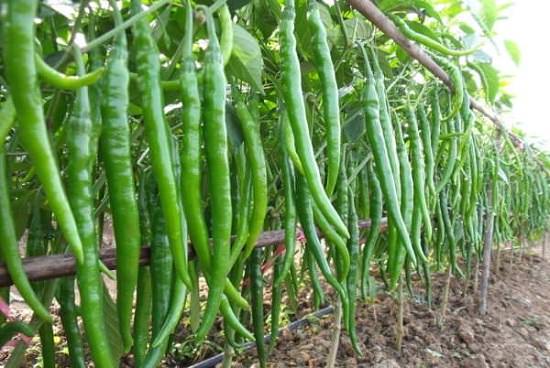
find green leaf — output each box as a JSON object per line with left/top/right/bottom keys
{"left": 343, "top": 18, "right": 372, "bottom": 43}
{"left": 470, "top": 62, "right": 499, "bottom": 105}
{"left": 479, "top": 0, "right": 498, "bottom": 31}
{"left": 227, "top": 24, "right": 264, "bottom": 93}
{"left": 504, "top": 40, "right": 521, "bottom": 66}
{"left": 343, "top": 107, "right": 365, "bottom": 142}
{"left": 225, "top": 104, "right": 244, "bottom": 150}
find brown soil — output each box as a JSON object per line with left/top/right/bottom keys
{"left": 238, "top": 249, "right": 550, "bottom": 368}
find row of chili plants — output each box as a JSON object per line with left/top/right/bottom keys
{"left": 0, "top": 0, "right": 549, "bottom": 367}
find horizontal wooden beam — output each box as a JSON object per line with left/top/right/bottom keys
{"left": 0, "top": 218, "right": 388, "bottom": 287}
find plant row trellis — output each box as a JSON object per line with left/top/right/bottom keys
{"left": 0, "top": 0, "right": 549, "bottom": 367}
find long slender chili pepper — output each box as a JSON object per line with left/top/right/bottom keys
{"left": 418, "top": 105, "right": 436, "bottom": 200}
{"left": 436, "top": 116, "right": 459, "bottom": 193}
{"left": 388, "top": 115, "right": 415, "bottom": 288}
{"left": 132, "top": 266, "right": 151, "bottom": 367}
{"left": 273, "top": 138, "right": 297, "bottom": 286}
{"left": 218, "top": 4, "right": 233, "bottom": 66}
{"left": 407, "top": 105, "right": 433, "bottom": 242}
{"left": 0, "top": 98, "right": 51, "bottom": 323}
{"left": 151, "top": 277, "right": 187, "bottom": 347}
{"left": 2, "top": 0, "right": 84, "bottom": 263}
{"left": 68, "top": 46, "right": 115, "bottom": 368}
{"left": 270, "top": 250, "right": 284, "bottom": 349}
{"left": 430, "top": 89, "right": 442, "bottom": 159}
{"left": 34, "top": 54, "right": 104, "bottom": 90}
{"left": 57, "top": 277, "right": 86, "bottom": 368}
{"left": 361, "top": 45, "right": 417, "bottom": 265}
{"left": 295, "top": 174, "right": 350, "bottom": 332}
{"left": 38, "top": 322, "right": 55, "bottom": 368}
{"left": 234, "top": 96, "right": 268, "bottom": 260}
{"left": 146, "top": 179, "right": 173, "bottom": 341}
{"left": 346, "top": 187, "right": 362, "bottom": 355}
{"left": 131, "top": 0, "right": 191, "bottom": 288}
{"left": 369, "top": 46, "right": 401, "bottom": 192}
{"left": 100, "top": 1, "right": 141, "bottom": 351}
{"left": 307, "top": 0, "right": 341, "bottom": 196}
{"left": 361, "top": 160, "right": 383, "bottom": 298}
{"left": 390, "top": 15, "right": 480, "bottom": 56}
{"left": 280, "top": 0, "right": 348, "bottom": 238}
{"left": 432, "top": 55, "right": 464, "bottom": 121}
{"left": 249, "top": 247, "right": 267, "bottom": 368}
{"left": 192, "top": 4, "right": 233, "bottom": 340}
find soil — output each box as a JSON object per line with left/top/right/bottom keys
{"left": 238, "top": 249, "right": 550, "bottom": 368}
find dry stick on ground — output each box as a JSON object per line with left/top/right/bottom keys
{"left": 473, "top": 257, "right": 480, "bottom": 295}
{"left": 395, "top": 275, "right": 405, "bottom": 353}
{"left": 494, "top": 241, "right": 502, "bottom": 277}
{"left": 326, "top": 301, "right": 342, "bottom": 368}
{"left": 347, "top": 0, "right": 524, "bottom": 148}
{"left": 479, "top": 184, "right": 495, "bottom": 316}
{"left": 438, "top": 265, "right": 452, "bottom": 327}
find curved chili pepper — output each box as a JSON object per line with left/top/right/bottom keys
{"left": 390, "top": 15, "right": 481, "bottom": 56}
{"left": 35, "top": 54, "right": 104, "bottom": 90}
{"left": 0, "top": 97, "right": 51, "bottom": 323}
{"left": 2, "top": 0, "right": 84, "bottom": 263}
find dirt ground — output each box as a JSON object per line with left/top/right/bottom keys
{"left": 238, "top": 248, "right": 550, "bottom": 368}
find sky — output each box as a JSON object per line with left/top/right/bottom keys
{"left": 494, "top": 0, "right": 550, "bottom": 151}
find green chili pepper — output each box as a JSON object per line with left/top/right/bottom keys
{"left": 131, "top": 0, "right": 191, "bottom": 289}
{"left": 307, "top": 0, "right": 341, "bottom": 196}
{"left": 361, "top": 160, "right": 383, "bottom": 299}
{"left": 233, "top": 96, "right": 268, "bottom": 261}
{"left": 417, "top": 105, "right": 436, "bottom": 201}
{"left": 273, "top": 136, "right": 297, "bottom": 286}
{"left": 0, "top": 97, "right": 52, "bottom": 323}
{"left": 100, "top": 2, "right": 141, "bottom": 351}
{"left": 218, "top": 4, "right": 233, "bottom": 66}
{"left": 68, "top": 45, "right": 115, "bottom": 368}
{"left": 57, "top": 277, "right": 85, "bottom": 368}
{"left": 249, "top": 247, "right": 267, "bottom": 368}
{"left": 407, "top": 105, "right": 433, "bottom": 243}
{"left": 270, "top": 249, "right": 284, "bottom": 349}
{"left": 132, "top": 266, "right": 152, "bottom": 368}
{"left": 280, "top": 0, "right": 348, "bottom": 238}
{"left": 346, "top": 186, "right": 362, "bottom": 355}
{"left": 38, "top": 322, "right": 55, "bottom": 368}
{"left": 2, "top": 0, "right": 84, "bottom": 264}
{"left": 35, "top": 53, "right": 104, "bottom": 90}
{"left": 390, "top": 15, "right": 481, "bottom": 56}
{"left": 192, "top": 4, "right": 233, "bottom": 340}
